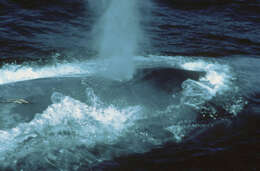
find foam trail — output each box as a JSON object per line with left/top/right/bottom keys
{"left": 91, "top": 0, "right": 142, "bottom": 80}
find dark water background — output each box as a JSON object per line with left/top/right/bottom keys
{"left": 0, "top": 0, "right": 260, "bottom": 170}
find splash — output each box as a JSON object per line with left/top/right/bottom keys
{"left": 0, "top": 90, "right": 143, "bottom": 169}
{"left": 0, "top": 55, "right": 247, "bottom": 169}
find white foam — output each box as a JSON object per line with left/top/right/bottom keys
{"left": 0, "top": 61, "right": 95, "bottom": 85}
{"left": 134, "top": 55, "right": 232, "bottom": 97}
{"left": 0, "top": 55, "right": 230, "bottom": 87}
{"left": 136, "top": 55, "right": 244, "bottom": 117}
{"left": 182, "top": 60, "right": 230, "bottom": 92}
{"left": 0, "top": 91, "right": 143, "bottom": 164}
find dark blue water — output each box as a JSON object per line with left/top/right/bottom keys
{"left": 0, "top": 0, "right": 260, "bottom": 170}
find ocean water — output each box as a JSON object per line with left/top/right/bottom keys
{"left": 0, "top": 0, "right": 260, "bottom": 170}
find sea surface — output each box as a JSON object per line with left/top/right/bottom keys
{"left": 0, "top": 0, "right": 260, "bottom": 170}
